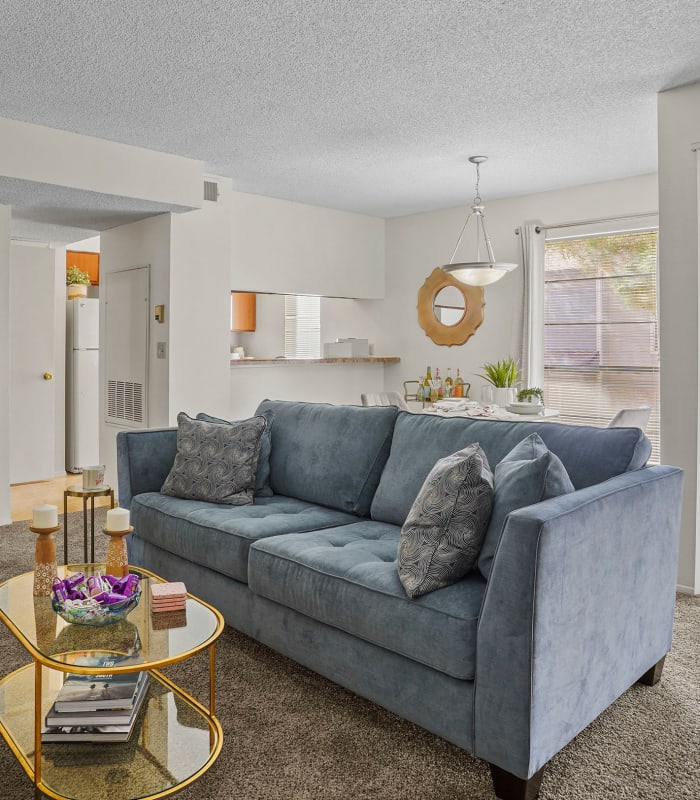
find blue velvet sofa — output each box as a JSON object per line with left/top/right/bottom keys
{"left": 117, "top": 400, "right": 683, "bottom": 800}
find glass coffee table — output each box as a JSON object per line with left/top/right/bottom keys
{"left": 0, "top": 564, "right": 225, "bottom": 800}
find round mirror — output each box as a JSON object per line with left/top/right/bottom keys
{"left": 433, "top": 285, "right": 467, "bottom": 326}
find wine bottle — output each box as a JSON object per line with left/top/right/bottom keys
{"left": 445, "top": 368, "right": 454, "bottom": 398}
{"left": 454, "top": 368, "right": 465, "bottom": 398}
{"left": 435, "top": 368, "right": 443, "bottom": 399}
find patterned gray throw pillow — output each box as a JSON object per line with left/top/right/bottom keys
{"left": 196, "top": 410, "right": 274, "bottom": 497}
{"left": 161, "top": 412, "right": 267, "bottom": 505}
{"left": 398, "top": 443, "right": 494, "bottom": 598}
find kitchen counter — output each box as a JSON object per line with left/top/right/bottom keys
{"left": 230, "top": 357, "right": 400, "bottom": 366}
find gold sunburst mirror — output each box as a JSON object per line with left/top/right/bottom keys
{"left": 417, "top": 268, "right": 484, "bottom": 346}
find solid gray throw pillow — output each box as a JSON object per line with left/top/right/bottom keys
{"left": 477, "top": 432, "right": 575, "bottom": 579}
{"left": 196, "top": 410, "right": 274, "bottom": 497}
{"left": 398, "top": 443, "right": 494, "bottom": 599}
{"left": 161, "top": 412, "right": 267, "bottom": 505}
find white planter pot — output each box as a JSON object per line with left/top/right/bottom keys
{"left": 493, "top": 387, "right": 516, "bottom": 407}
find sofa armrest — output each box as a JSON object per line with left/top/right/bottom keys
{"left": 116, "top": 428, "right": 177, "bottom": 509}
{"left": 473, "top": 465, "right": 684, "bottom": 780}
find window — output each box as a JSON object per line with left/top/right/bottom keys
{"left": 543, "top": 229, "right": 659, "bottom": 460}
{"left": 284, "top": 295, "right": 320, "bottom": 358}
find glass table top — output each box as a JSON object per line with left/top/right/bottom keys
{"left": 0, "top": 664, "right": 221, "bottom": 800}
{"left": 0, "top": 564, "right": 224, "bottom": 672}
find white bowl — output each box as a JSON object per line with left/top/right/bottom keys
{"left": 506, "top": 402, "right": 543, "bottom": 415}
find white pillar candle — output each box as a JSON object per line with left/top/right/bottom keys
{"left": 105, "top": 507, "right": 130, "bottom": 532}
{"left": 32, "top": 504, "right": 58, "bottom": 529}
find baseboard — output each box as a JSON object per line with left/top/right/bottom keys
{"left": 676, "top": 583, "right": 698, "bottom": 596}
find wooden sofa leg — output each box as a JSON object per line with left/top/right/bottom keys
{"left": 489, "top": 763, "right": 546, "bottom": 800}
{"left": 637, "top": 655, "right": 666, "bottom": 686}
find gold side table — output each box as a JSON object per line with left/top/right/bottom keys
{"left": 62, "top": 485, "right": 115, "bottom": 564}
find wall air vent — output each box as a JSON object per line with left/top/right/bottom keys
{"left": 107, "top": 380, "right": 144, "bottom": 425}
{"left": 203, "top": 180, "right": 219, "bottom": 202}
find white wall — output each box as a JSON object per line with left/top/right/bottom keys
{"left": 68, "top": 236, "right": 100, "bottom": 253}
{"left": 383, "top": 174, "right": 658, "bottom": 403}
{"left": 230, "top": 191, "right": 385, "bottom": 299}
{"left": 227, "top": 190, "right": 389, "bottom": 416}
{"left": 0, "top": 205, "right": 10, "bottom": 524}
{"left": 0, "top": 116, "right": 203, "bottom": 209}
{"left": 658, "top": 82, "right": 700, "bottom": 594}
{"left": 169, "top": 182, "right": 232, "bottom": 420}
{"left": 52, "top": 246, "right": 66, "bottom": 476}
{"left": 229, "top": 293, "right": 389, "bottom": 415}
{"left": 99, "top": 214, "right": 172, "bottom": 488}
{"left": 228, "top": 363, "right": 386, "bottom": 420}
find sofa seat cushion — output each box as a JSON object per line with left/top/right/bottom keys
{"left": 248, "top": 521, "right": 487, "bottom": 680}
{"left": 130, "top": 492, "right": 359, "bottom": 583}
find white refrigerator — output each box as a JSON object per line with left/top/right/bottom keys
{"left": 66, "top": 298, "right": 100, "bottom": 473}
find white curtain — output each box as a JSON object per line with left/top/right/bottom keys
{"left": 518, "top": 224, "right": 545, "bottom": 389}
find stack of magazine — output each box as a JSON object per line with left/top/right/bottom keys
{"left": 42, "top": 654, "right": 149, "bottom": 743}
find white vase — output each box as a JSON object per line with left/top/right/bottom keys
{"left": 493, "top": 387, "right": 515, "bottom": 407}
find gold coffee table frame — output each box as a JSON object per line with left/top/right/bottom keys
{"left": 0, "top": 564, "right": 225, "bottom": 800}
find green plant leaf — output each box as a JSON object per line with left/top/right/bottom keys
{"left": 478, "top": 356, "right": 521, "bottom": 387}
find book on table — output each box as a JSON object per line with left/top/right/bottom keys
{"left": 41, "top": 724, "right": 136, "bottom": 743}
{"left": 45, "top": 671, "right": 150, "bottom": 727}
{"left": 52, "top": 654, "right": 145, "bottom": 713}
{"left": 42, "top": 655, "right": 150, "bottom": 742}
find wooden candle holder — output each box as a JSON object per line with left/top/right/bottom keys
{"left": 29, "top": 525, "right": 60, "bottom": 596}
{"left": 103, "top": 526, "right": 134, "bottom": 577}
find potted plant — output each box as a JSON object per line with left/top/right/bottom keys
{"left": 517, "top": 387, "right": 544, "bottom": 405}
{"left": 479, "top": 356, "right": 521, "bottom": 406}
{"left": 66, "top": 265, "right": 91, "bottom": 299}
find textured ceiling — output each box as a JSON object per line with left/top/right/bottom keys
{"left": 1, "top": 177, "right": 193, "bottom": 243}
{"left": 2, "top": 0, "right": 700, "bottom": 237}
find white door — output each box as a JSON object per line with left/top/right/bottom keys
{"left": 9, "top": 243, "right": 57, "bottom": 483}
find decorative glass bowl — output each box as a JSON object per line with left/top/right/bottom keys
{"left": 52, "top": 586, "right": 141, "bottom": 627}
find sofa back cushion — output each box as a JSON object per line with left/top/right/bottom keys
{"left": 371, "top": 412, "right": 651, "bottom": 525}
{"left": 255, "top": 400, "right": 399, "bottom": 516}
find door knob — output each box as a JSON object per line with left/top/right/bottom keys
{"left": 43, "top": 372, "right": 53, "bottom": 381}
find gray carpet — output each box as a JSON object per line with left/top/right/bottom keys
{"left": 1, "top": 510, "right": 699, "bottom": 799}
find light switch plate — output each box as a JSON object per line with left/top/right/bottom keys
{"left": 157, "top": 342, "right": 166, "bottom": 359}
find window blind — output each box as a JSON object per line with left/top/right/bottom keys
{"left": 284, "top": 295, "right": 320, "bottom": 358}
{"left": 543, "top": 230, "right": 659, "bottom": 461}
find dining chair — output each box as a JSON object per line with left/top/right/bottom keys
{"left": 360, "top": 392, "right": 410, "bottom": 412}
{"left": 607, "top": 406, "right": 651, "bottom": 431}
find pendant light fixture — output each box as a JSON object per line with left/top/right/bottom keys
{"left": 441, "top": 156, "right": 517, "bottom": 286}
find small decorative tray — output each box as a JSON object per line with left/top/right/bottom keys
{"left": 52, "top": 572, "right": 142, "bottom": 626}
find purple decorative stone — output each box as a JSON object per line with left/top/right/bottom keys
{"left": 91, "top": 591, "right": 128, "bottom": 605}
{"left": 64, "top": 572, "right": 85, "bottom": 590}
{"left": 51, "top": 577, "right": 68, "bottom": 602}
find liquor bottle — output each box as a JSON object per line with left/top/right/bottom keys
{"left": 435, "top": 368, "right": 444, "bottom": 399}
{"left": 454, "top": 368, "right": 465, "bottom": 398}
{"left": 423, "top": 367, "right": 432, "bottom": 401}
{"left": 444, "top": 368, "right": 454, "bottom": 398}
